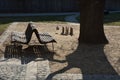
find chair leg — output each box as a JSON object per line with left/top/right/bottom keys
{"left": 44, "top": 44, "right": 48, "bottom": 52}
{"left": 44, "top": 43, "right": 54, "bottom": 52}
{"left": 52, "top": 43, "right": 54, "bottom": 52}
{"left": 13, "top": 42, "right": 18, "bottom": 46}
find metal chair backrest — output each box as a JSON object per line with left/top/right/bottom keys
{"left": 25, "top": 23, "right": 35, "bottom": 44}
{"left": 33, "top": 29, "right": 56, "bottom": 44}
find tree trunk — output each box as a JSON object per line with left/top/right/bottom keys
{"left": 79, "top": 0, "right": 108, "bottom": 44}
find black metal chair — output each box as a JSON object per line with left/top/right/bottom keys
{"left": 33, "top": 28, "right": 56, "bottom": 51}
{"left": 11, "top": 23, "right": 36, "bottom": 45}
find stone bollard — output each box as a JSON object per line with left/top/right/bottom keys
{"left": 70, "top": 27, "right": 73, "bottom": 36}
{"left": 61, "top": 27, "right": 64, "bottom": 35}
{"left": 65, "top": 27, "right": 69, "bottom": 35}
{"left": 56, "top": 26, "right": 59, "bottom": 30}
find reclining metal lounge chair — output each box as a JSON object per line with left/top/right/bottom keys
{"left": 34, "top": 28, "right": 56, "bottom": 51}
{"left": 11, "top": 23, "right": 35, "bottom": 45}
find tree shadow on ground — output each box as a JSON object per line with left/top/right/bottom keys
{"left": 46, "top": 44, "right": 120, "bottom": 80}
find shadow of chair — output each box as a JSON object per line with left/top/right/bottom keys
{"left": 4, "top": 44, "right": 53, "bottom": 64}
{"left": 21, "top": 45, "right": 48, "bottom": 64}
{"left": 4, "top": 45, "right": 22, "bottom": 59}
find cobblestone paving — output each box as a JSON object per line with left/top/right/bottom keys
{"left": 0, "top": 59, "right": 27, "bottom": 80}
{"left": 0, "top": 58, "right": 51, "bottom": 80}
{"left": 53, "top": 74, "right": 82, "bottom": 80}
{"left": 37, "top": 60, "right": 50, "bottom": 80}
{"left": 25, "top": 61, "right": 37, "bottom": 80}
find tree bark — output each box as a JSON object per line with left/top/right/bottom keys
{"left": 79, "top": 0, "right": 108, "bottom": 44}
